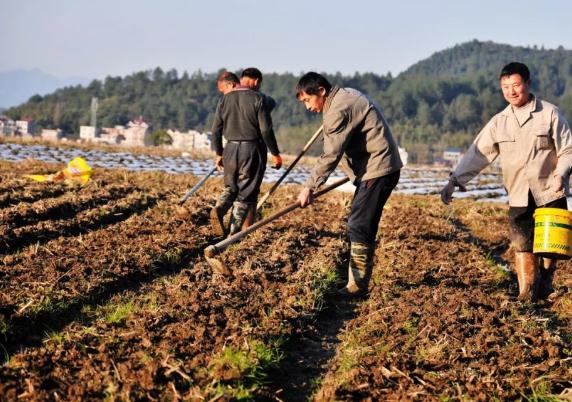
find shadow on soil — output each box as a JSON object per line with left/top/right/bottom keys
{"left": 0, "top": 211, "right": 212, "bottom": 362}
{"left": 267, "top": 255, "right": 361, "bottom": 402}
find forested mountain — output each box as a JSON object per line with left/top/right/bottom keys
{"left": 6, "top": 40, "right": 572, "bottom": 163}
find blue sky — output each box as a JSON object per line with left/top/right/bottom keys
{"left": 1, "top": 0, "right": 572, "bottom": 79}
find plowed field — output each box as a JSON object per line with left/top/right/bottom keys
{"left": 0, "top": 159, "right": 571, "bottom": 401}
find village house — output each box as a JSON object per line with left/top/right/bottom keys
{"left": 167, "top": 129, "right": 212, "bottom": 151}
{"left": 0, "top": 117, "right": 35, "bottom": 136}
{"left": 80, "top": 117, "right": 152, "bottom": 147}
{"left": 40, "top": 128, "right": 64, "bottom": 142}
{"left": 442, "top": 147, "right": 463, "bottom": 168}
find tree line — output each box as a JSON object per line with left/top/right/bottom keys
{"left": 6, "top": 40, "right": 572, "bottom": 163}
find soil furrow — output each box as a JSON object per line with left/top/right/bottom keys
{"left": 0, "top": 184, "right": 136, "bottom": 229}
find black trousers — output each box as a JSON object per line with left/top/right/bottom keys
{"left": 508, "top": 191, "right": 568, "bottom": 252}
{"left": 223, "top": 140, "right": 266, "bottom": 203}
{"left": 348, "top": 170, "right": 400, "bottom": 244}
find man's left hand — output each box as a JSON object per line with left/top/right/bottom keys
{"left": 550, "top": 175, "right": 565, "bottom": 193}
{"left": 215, "top": 156, "right": 224, "bottom": 172}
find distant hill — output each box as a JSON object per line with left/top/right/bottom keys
{"left": 0, "top": 69, "right": 90, "bottom": 109}
{"left": 403, "top": 40, "right": 572, "bottom": 77}
{"left": 5, "top": 41, "right": 572, "bottom": 163}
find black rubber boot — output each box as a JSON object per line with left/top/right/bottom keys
{"left": 228, "top": 201, "right": 252, "bottom": 236}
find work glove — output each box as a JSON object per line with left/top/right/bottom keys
{"left": 271, "top": 154, "right": 283, "bottom": 170}
{"left": 297, "top": 187, "right": 314, "bottom": 208}
{"left": 440, "top": 176, "right": 466, "bottom": 205}
{"left": 215, "top": 156, "right": 224, "bottom": 172}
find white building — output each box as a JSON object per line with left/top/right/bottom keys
{"left": 80, "top": 118, "right": 152, "bottom": 147}
{"left": 15, "top": 119, "right": 34, "bottom": 135}
{"left": 168, "top": 129, "right": 212, "bottom": 150}
{"left": 123, "top": 117, "right": 152, "bottom": 147}
{"left": 443, "top": 147, "right": 463, "bottom": 168}
{"left": 0, "top": 117, "right": 16, "bottom": 135}
{"left": 80, "top": 126, "right": 97, "bottom": 141}
{"left": 41, "top": 129, "right": 64, "bottom": 142}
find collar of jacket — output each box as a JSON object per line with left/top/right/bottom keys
{"left": 499, "top": 93, "right": 539, "bottom": 117}
{"left": 323, "top": 86, "right": 340, "bottom": 114}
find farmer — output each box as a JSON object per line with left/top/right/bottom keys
{"left": 239, "top": 67, "right": 282, "bottom": 227}
{"left": 210, "top": 71, "right": 282, "bottom": 236}
{"left": 441, "top": 62, "right": 572, "bottom": 302}
{"left": 296, "top": 72, "right": 403, "bottom": 296}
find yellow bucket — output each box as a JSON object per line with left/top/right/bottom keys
{"left": 533, "top": 207, "right": 572, "bottom": 260}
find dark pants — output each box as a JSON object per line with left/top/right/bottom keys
{"left": 508, "top": 191, "right": 568, "bottom": 252}
{"left": 348, "top": 170, "right": 400, "bottom": 244}
{"left": 222, "top": 140, "right": 266, "bottom": 203}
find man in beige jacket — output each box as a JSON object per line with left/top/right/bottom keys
{"left": 441, "top": 62, "right": 572, "bottom": 302}
{"left": 296, "top": 72, "right": 403, "bottom": 296}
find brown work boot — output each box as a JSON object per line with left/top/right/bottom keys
{"left": 210, "top": 188, "right": 234, "bottom": 236}
{"left": 514, "top": 252, "right": 539, "bottom": 302}
{"left": 241, "top": 204, "right": 257, "bottom": 230}
{"left": 338, "top": 242, "right": 375, "bottom": 296}
{"left": 210, "top": 206, "right": 227, "bottom": 236}
{"left": 537, "top": 258, "right": 557, "bottom": 300}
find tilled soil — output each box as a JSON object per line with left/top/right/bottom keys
{"left": 0, "top": 160, "right": 571, "bottom": 401}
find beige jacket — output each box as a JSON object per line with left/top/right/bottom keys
{"left": 452, "top": 95, "right": 572, "bottom": 207}
{"left": 305, "top": 86, "right": 403, "bottom": 190}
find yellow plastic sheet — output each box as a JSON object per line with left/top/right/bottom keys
{"left": 25, "top": 157, "right": 93, "bottom": 185}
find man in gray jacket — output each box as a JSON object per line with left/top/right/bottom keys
{"left": 441, "top": 62, "right": 572, "bottom": 302}
{"left": 296, "top": 72, "right": 403, "bottom": 296}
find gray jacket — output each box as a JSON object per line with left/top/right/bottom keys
{"left": 305, "top": 86, "right": 403, "bottom": 190}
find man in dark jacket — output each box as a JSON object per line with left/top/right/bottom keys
{"left": 296, "top": 72, "right": 403, "bottom": 295}
{"left": 210, "top": 71, "right": 282, "bottom": 236}
{"left": 239, "top": 68, "right": 282, "bottom": 227}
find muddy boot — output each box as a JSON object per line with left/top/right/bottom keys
{"left": 537, "top": 258, "right": 557, "bottom": 300}
{"left": 210, "top": 188, "right": 234, "bottom": 236}
{"left": 241, "top": 203, "right": 256, "bottom": 230}
{"left": 229, "top": 201, "right": 251, "bottom": 236}
{"left": 338, "top": 242, "right": 375, "bottom": 296}
{"left": 514, "top": 252, "right": 540, "bottom": 302}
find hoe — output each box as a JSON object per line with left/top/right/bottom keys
{"left": 204, "top": 176, "right": 349, "bottom": 275}
{"left": 256, "top": 125, "right": 323, "bottom": 210}
{"left": 179, "top": 166, "right": 217, "bottom": 204}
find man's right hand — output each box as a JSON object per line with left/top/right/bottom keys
{"left": 440, "top": 180, "right": 456, "bottom": 205}
{"left": 271, "top": 154, "right": 283, "bottom": 169}
{"left": 215, "top": 156, "right": 224, "bottom": 172}
{"left": 440, "top": 177, "right": 467, "bottom": 205}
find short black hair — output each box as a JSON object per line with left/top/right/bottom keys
{"left": 241, "top": 67, "right": 263, "bottom": 82}
{"left": 296, "top": 72, "right": 332, "bottom": 99}
{"left": 500, "top": 62, "right": 530, "bottom": 82}
{"left": 217, "top": 71, "right": 240, "bottom": 84}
